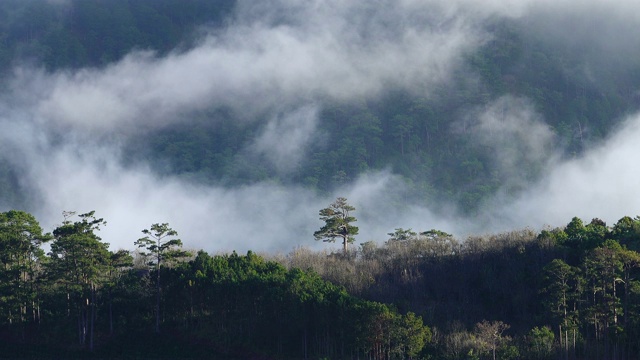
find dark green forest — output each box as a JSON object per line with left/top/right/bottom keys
{"left": 0, "top": 209, "right": 430, "bottom": 359}
{"left": 1, "top": 209, "right": 640, "bottom": 359}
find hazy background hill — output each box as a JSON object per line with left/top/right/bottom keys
{"left": 0, "top": 0, "right": 639, "bottom": 252}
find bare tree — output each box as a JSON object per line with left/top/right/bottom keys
{"left": 475, "top": 320, "right": 510, "bottom": 360}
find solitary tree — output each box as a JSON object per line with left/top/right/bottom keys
{"left": 134, "top": 223, "right": 188, "bottom": 333}
{"left": 314, "top": 197, "right": 359, "bottom": 253}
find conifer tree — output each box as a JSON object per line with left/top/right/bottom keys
{"left": 49, "top": 211, "right": 109, "bottom": 350}
{"left": 314, "top": 197, "right": 359, "bottom": 253}
{"left": 135, "top": 223, "right": 189, "bottom": 333}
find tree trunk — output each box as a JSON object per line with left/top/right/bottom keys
{"left": 572, "top": 329, "right": 576, "bottom": 360}
{"left": 156, "top": 265, "right": 161, "bottom": 333}
{"left": 90, "top": 286, "right": 95, "bottom": 351}
{"left": 109, "top": 292, "right": 113, "bottom": 335}
{"left": 565, "top": 330, "right": 568, "bottom": 360}
{"left": 342, "top": 235, "right": 348, "bottom": 253}
{"left": 304, "top": 327, "right": 308, "bottom": 360}
{"left": 559, "top": 324, "right": 563, "bottom": 356}
{"left": 492, "top": 342, "right": 496, "bottom": 360}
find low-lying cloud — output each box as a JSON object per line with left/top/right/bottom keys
{"left": 465, "top": 96, "right": 558, "bottom": 191}
{"left": 487, "top": 112, "right": 640, "bottom": 232}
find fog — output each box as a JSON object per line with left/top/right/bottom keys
{"left": 487, "top": 113, "right": 640, "bottom": 232}
{"left": 1, "top": 0, "right": 640, "bottom": 253}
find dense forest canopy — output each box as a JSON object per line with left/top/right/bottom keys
{"left": 0, "top": 209, "right": 639, "bottom": 359}
{"left": 0, "top": 1, "right": 640, "bottom": 251}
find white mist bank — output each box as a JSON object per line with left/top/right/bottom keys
{"left": 0, "top": 0, "right": 639, "bottom": 252}
{"left": 21, "top": 110, "right": 640, "bottom": 253}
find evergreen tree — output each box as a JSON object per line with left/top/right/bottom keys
{"left": 0, "top": 210, "right": 51, "bottom": 329}
{"left": 48, "top": 211, "right": 109, "bottom": 350}
{"left": 134, "top": 223, "right": 189, "bottom": 333}
{"left": 314, "top": 197, "right": 359, "bottom": 253}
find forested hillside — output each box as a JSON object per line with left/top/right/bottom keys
{"left": 0, "top": 0, "right": 639, "bottom": 214}
{"left": 1, "top": 209, "right": 640, "bottom": 359}
{"left": 0, "top": 209, "right": 430, "bottom": 358}
{"left": 285, "top": 215, "right": 640, "bottom": 359}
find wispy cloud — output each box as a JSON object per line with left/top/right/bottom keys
{"left": 29, "top": 0, "right": 491, "bottom": 133}
{"left": 250, "top": 105, "right": 319, "bottom": 175}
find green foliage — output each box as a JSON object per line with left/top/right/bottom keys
{"left": 398, "top": 311, "right": 432, "bottom": 358}
{"left": 48, "top": 211, "right": 110, "bottom": 348}
{"left": 541, "top": 259, "right": 579, "bottom": 329}
{"left": 135, "top": 223, "right": 188, "bottom": 269}
{"left": 0, "top": 210, "right": 51, "bottom": 326}
{"left": 134, "top": 222, "right": 189, "bottom": 333}
{"left": 164, "top": 251, "right": 431, "bottom": 358}
{"left": 387, "top": 227, "right": 418, "bottom": 242}
{"left": 314, "top": 197, "right": 359, "bottom": 252}
{"left": 525, "top": 326, "right": 555, "bottom": 360}
{"left": 611, "top": 216, "right": 640, "bottom": 251}
{"left": 49, "top": 211, "right": 110, "bottom": 292}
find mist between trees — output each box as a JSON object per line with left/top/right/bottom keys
{"left": 1, "top": 206, "right": 640, "bottom": 359}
